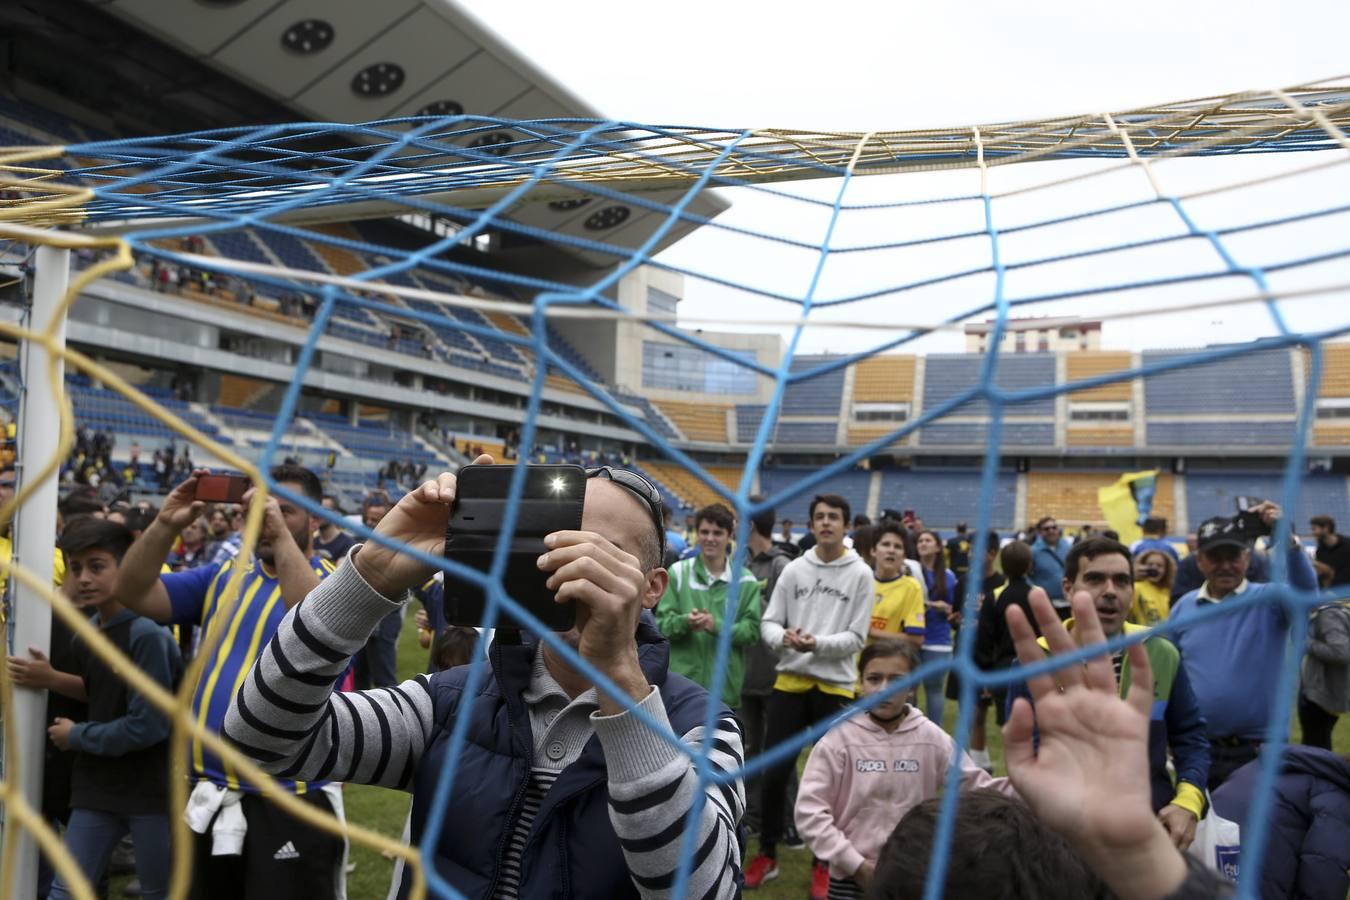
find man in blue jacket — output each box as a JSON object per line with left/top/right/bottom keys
{"left": 1029, "top": 516, "right": 1074, "bottom": 618}
{"left": 225, "top": 462, "right": 744, "bottom": 899}
{"left": 1007, "top": 537, "right": 1210, "bottom": 850}
{"left": 1172, "top": 501, "right": 1318, "bottom": 789}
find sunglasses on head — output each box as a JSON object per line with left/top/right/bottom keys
{"left": 586, "top": 466, "right": 666, "bottom": 561}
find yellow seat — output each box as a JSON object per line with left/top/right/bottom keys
{"left": 641, "top": 461, "right": 744, "bottom": 511}
{"left": 655, "top": 400, "right": 730, "bottom": 443}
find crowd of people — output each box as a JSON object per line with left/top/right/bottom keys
{"left": 59, "top": 430, "right": 197, "bottom": 496}
{"left": 4, "top": 460, "right": 1348, "bottom": 900}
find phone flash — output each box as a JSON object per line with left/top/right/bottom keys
{"left": 550, "top": 477, "right": 566, "bottom": 493}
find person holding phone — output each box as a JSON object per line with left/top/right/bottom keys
{"left": 113, "top": 465, "right": 341, "bottom": 900}
{"left": 1172, "top": 502, "right": 1318, "bottom": 788}
{"left": 224, "top": 460, "right": 745, "bottom": 900}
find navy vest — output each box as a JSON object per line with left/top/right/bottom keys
{"left": 400, "top": 622, "right": 736, "bottom": 899}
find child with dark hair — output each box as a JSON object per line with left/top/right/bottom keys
{"left": 45, "top": 518, "right": 183, "bottom": 900}
{"left": 431, "top": 625, "right": 480, "bottom": 672}
{"left": 795, "top": 640, "right": 1011, "bottom": 899}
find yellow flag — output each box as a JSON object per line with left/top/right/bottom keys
{"left": 1097, "top": 470, "right": 1159, "bottom": 545}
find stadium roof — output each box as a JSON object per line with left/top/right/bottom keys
{"left": 85, "top": 0, "right": 728, "bottom": 266}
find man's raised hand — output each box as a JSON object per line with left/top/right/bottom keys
{"left": 1002, "top": 590, "right": 1189, "bottom": 900}
{"left": 353, "top": 454, "right": 491, "bottom": 599}
{"left": 538, "top": 529, "right": 652, "bottom": 709}
{"left": 157, "top": 468, "right": 211, "bottom": 531}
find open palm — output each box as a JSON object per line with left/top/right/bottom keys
{"left": 1002, "top": 591, "right": 1159, "bottom": 853}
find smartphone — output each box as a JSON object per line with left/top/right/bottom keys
{"left": 902, "top": 508, "right": 916, "bottom": 520}
{"left": 444, "top": 464, "right": 586, "bottom": 631}
{"left": 195, "top": 473, "right": 250, "bottom": 503}
{"left": 1235, "top": 496, "right": 1259, "bottom": 513}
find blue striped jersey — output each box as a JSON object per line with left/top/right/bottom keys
{"left": 165, "top": 555, "right": 336, "bottom": 792}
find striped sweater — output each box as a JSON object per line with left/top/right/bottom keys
{"left": 223, "top": 555, "right": 744, "bottom": 899}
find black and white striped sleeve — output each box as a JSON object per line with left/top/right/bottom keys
{"left": 592, "top": 691, "right": 745, "bottom": 900}
{"left": 223, "top": 555, "right": 434, "bottom": 791}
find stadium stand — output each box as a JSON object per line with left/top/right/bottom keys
{"left": 1145, "top": 420, "right": 1296, "bottom": 447}
{"left": 736, "top": 405, "right": 767, "bottom": 443}
{"left": 877, "top": 469, "right": 1018, "bottom": 530}
{"left": 1142, "top": 346, "right": 1294, "bottom": 414}
{"left": 775, "top": 421, "right": 840, "bottom": 445}
{"left": 761, "top": 467, "right": 871, "bottom": 524}
{"left": 845, "top": 423, "right": 910, "bottom": 447}
{"left": 1312, "top": 343, "right": 1350, "bottom": 447}
{"left": 920, "top": 421, "right": 1056, "bottom": 446}
{"left": 850, "top": 354, "right": 916, "bottom": 404}
{"left": 1064, "top": 350, "right": 1134, "bottom": 401}
{"left": 69, "top": 377, "right": 222, "bottom": 444}
{"left": 1026, "top": 471, "right": 1176, "bottom": 528}
{"left": 1065, "top": 426, "right": 1134, "bottom": 448}
{"left": 654, "top": 400, "right": 730, "bottom": 444}
{"left": 783, "top": 355, "right": 846, "bottom": 416}
{"left": 923, "top": 352, "right": 1057, "bottom": 416}
{"left": 639, "top": 460, "right": 742, "bottom": 512}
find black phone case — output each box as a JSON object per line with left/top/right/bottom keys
{"left": 443, "top": 465, "right": 585, "bottom": 631}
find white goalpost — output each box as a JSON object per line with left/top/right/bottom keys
{"left": 4, "top": 244, "right": 70, "bottom": 900}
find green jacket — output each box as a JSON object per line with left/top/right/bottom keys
{"left": 656, "top": 555, "right": 762, "bottom": 707}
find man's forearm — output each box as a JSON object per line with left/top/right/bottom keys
{"left": 593, "top": 692, "right": 744, "bottom": 900}
{"left": 273, "top": 536, "right": 321, "bottom": 608}
{"left": 224, "top": 559, "right": 432, "bottom": 788}
{"left": 115, "top": 518, "right": 177, "bottom": 617}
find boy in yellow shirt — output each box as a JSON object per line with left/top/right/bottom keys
{"left": 870, "top": 520, "right": 925, "bottom": 645}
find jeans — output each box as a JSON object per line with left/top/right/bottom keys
{"left": 356, "top": 608, "right": 403, "bottom": 689}
{"left": 47, "top": 808, "right": 170, "bottom": 900}
{"left": 919, "top": 647, "right": 950, "bottom": 727}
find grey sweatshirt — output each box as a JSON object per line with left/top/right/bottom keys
{"left": 222, "top": 553, "right": 743, "bottom": 900}
{"left": 760, "top": 546, "right": 874, "bottom": 690}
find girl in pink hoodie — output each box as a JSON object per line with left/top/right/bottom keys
{"left": 795, "top": 640, "right": 1014, "bottom": 897}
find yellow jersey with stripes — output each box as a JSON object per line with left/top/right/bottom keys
{"left": 164, "top": 554, "right": 336, "bottom": 792}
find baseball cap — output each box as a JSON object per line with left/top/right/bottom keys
{"left": 1195, "top": 516, "right": 1251, "bottom": 553}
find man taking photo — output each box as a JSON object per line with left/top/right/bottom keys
{"left": 225, "top": 461, "right": 744, "bottom": 899}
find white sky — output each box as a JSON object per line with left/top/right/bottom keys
{"left": 459, "top": 1, "right": 1350, "bottom": 354}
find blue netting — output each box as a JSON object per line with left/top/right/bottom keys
{"left": 33, "top": 84, "right": 1350, "bottom": 897}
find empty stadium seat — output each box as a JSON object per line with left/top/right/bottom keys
{"left": 877, "top": 469, "right": 1017, "bottom": 530}
{"left": 640, "top": 460, "right": 743, "bottom": 512}
{"left": 923, "top": 353, "right": 1056, "bottom": 416}
{"left": 761, "top": 467, "right": 872, "bottom": 525}
{"left": 920, "top": 421, "right": 1055, "bottom": 446}
{"left": 1065, "top": 351, "right": 1133, "bottom": 401}
{"left": 1142, "top": 347, "right": 1294, "bottom": 414}
{"left": 783, "top": 356, "right": 846, "bottom": 416}
{"left": 850, "top": 355, "right": 916, "bottom": 405}
{"left": 1145, "top": 421, "right": 1296, "bottom": 447}
{"left": 656, "top": 400, "right": 730, "bottom": 444}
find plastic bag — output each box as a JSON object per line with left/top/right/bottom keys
{"left": 1188, "top": 797, "right": 1241, "bottom": 883}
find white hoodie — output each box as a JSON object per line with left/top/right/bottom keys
{"left": 761, "top": 546, "right": 874, "bottom": 690}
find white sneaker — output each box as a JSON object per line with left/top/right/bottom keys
{"left": 970, "top": 749, "right": 993, "bottom": 773}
